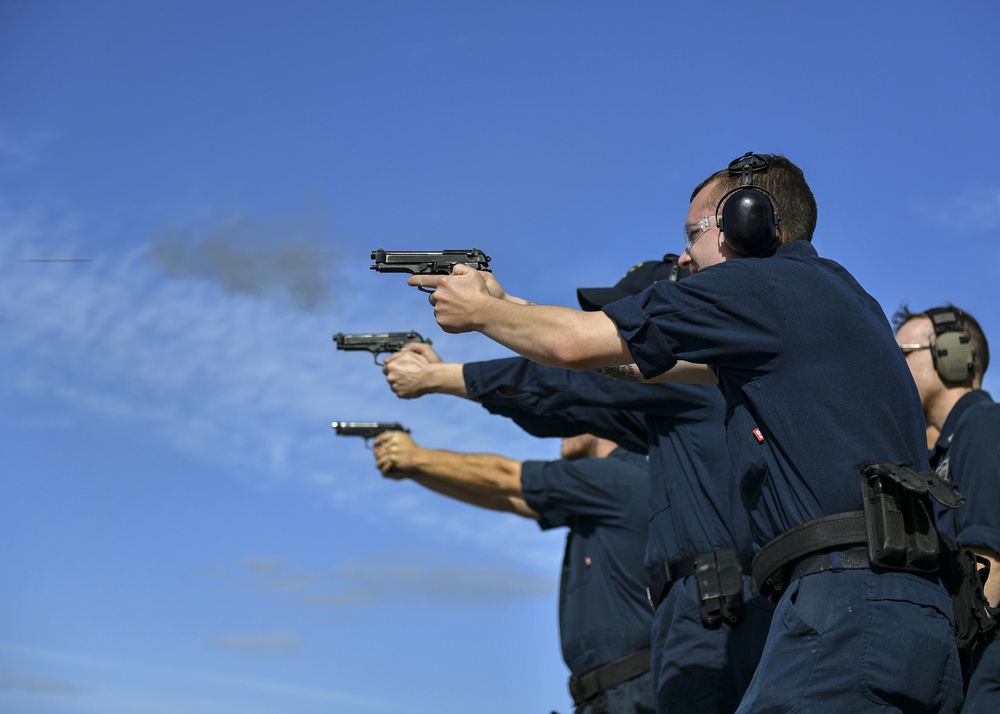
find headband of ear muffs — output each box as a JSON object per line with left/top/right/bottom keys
{"left": 715, "top": 152, "right": 780, "bottom": 257}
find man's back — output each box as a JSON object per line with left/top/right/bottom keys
{"left": 606, "top": 240, "right": 929, "bottom": 540}
{"left": 522, "top": 447, "right": 652, "bottom": 681}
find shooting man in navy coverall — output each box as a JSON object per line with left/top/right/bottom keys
{"left": 895, "top": 305, "right": 1000, "bottom": 713}
{"left": 371, "top": 430, "right": 655, "bottom": 714}
{"left": 406, "top": 153, "right": 965, "bottom": 712}
{"left": 384, "top": 258, "right": 772, "bottom": 713}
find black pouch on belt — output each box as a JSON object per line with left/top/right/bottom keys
{"left": 695, "top": 548, "right": 745, "bottom": 626}
{"left": 861, "top": 461, "right": 964, "bottom": 572}
{"left": 936, "top": 530, "right": 999, "bottom": 659}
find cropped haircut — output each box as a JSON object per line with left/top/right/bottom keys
{"left": 691, "top": 155, "right": 818, "bottom": 244}
{"left": 893, "top": 304, "right": 991, "bottom": 384}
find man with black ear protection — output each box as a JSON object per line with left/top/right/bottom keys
{"left": 410, "top": 152, "right": 965, "bottom": 712}
{"left": 895, "top": 305, "right": 1000, "bottom": 713}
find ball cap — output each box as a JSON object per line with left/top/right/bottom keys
{"left": 576, "top": 254, "right": 686, "bottom": 311}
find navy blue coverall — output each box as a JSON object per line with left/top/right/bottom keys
{"left": 602, "top": 240, "right": 963, "bottom": 713}
{"left": 465, "top": 359, "right": 772, "bottom": 713}
{"left": 521, "top": 448, "right": 655, "bottom": 714}
{"left": 931, "top": 389, "right": 1000, "bottom": 713}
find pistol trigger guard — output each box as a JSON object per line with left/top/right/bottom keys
{"left": 417, "top": 286, "right": 435, "bottom": 294}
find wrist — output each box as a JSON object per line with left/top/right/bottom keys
{"left": 423, "top": 362, "right": 467, "bottom": 397}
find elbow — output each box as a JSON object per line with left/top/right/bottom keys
{"left": 547, "top": 340, "right": 595, "bottom": 371}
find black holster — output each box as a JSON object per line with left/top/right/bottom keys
{"left": 860, "top": 462, "right": 950, "bottom": 572}
{"left": 694, "top": 548, "right": 746, "bottom": 626}
{"left": 937, "top": 530, "right": 999, "bottom": 659}
{"left": 862, "top": 462, "right": 996, "bottom": 657}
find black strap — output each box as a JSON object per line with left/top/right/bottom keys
{"left": 787, "top": 546, "right": 872, "bottom": 582}
{"left": 752, "top": 511, "right": 869, "bottom": 599}
{"left": 569, "top": 648, "right": 651, "bottom": 705}
{"left": 646, "top": 550, "right": 754, "bottom": 610}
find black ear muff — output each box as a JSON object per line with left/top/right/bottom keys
{"left": 716, "top": 152, "right": 780, "bottom": 257}
{"left": 926, "top": 308, "right": 975, "bottom": 383}
{"left": 717, "top": 188, "right": 778, "bottom": 256}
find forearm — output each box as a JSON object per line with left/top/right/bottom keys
{"left": 419, "top": 362, "right": 469, "bottom": 398}
{"left": 403, "top": 447, "right": 524, "bottom": 498}
{"left": 474, "top": 299, "right": 631, "bottom": 371}
{"left": 408, "top": 473, "right": 537, "bottom": 518}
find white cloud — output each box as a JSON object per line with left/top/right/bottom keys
{"left": 0, "top": 675, "right": 89, "bottom": 695}
{"left": 206, "top": 632, "right": 303, "bottom": 659}
{"left": 0, "top": 642, "right": 425, "bottom": 713}
{"left": 0, "top": 192, "right": 562, "bottom": 569}
{"left": 211, "top": 550, "right": 556, "bottom": 609}
{"left": 923, "top": 184, "right": 1000, "bottom": 233}
{"left": 0, "top": 125, "right": 57, "bottom": 173}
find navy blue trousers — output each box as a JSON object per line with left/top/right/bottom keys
{"left": 962, "top": 636, "right": 1000, "bottom": 713}
{"left": 737, "top": 568, "right": 963, "bottom": 713}
{"left": 651, "top": 574, "right": 772, "bottom": 713}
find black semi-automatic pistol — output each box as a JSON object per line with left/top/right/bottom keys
{"left": 332, "top": 421, "right": 410, "bottom": 447}
{"left": 370, "top": 248, "right": 491, "bottom": 291}
{"left": 332, "top": 331, "right": 431, "bottom": 365}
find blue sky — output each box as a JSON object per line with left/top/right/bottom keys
{"left": 2, "top": 2, "right": 999, "bottom": 713}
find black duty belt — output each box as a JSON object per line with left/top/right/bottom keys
{"left": 646, "top": 550, "right": 754, "bottom": 611}
{"left": 568, "top": 648, "right": 651, "bottom": 706}
{"left": 752, "top": 511, "right": 871, "bottom": 602}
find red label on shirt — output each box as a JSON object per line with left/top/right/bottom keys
{"left": 585, "top": 556, "right": 592, "bottom": 567}
{"left": 752, "top": 428, "right": 764, "bottom": 443}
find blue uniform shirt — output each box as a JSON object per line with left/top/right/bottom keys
{"left": 931, "top": 389, "right": 1000, "bottom": 556}
{"left": 465, "top": 358, "right": 751, "bottom": 573}
{"left": 520, "top": 448, "right": 652, "bottom": 677}
{"left": 603, "top": 241, "right": 929, "bottom": 546}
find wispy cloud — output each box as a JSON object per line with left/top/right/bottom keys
{"left": 0, "top": 675, "right": 89, "bottom": 695}
{"left": 0, "top": 192, "right": 562, "bottom": 568}
{"left": 0, "top": 642, "right": 426, "bottom": 713}
{"left": 206, "top": 632, "right": 303, "bottom": 659}
{"left": 0, "top": 124, "right": 56, "bottom": 173}
{"left": 211, "top": 550, "right": 555, "bottom": 609}
{"left": 922, "top": 184, "right": 1000, "bottom": 233}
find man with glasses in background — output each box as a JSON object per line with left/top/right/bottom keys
{"left": 895, "top": 305, "right": 999, "bottom": 713}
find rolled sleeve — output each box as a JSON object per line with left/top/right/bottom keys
{"left": 602, "top": 296, "right": 678, "bottom": 379}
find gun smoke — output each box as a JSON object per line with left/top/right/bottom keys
{"left": 151, "top": 211, "right": 341, "bottom": 312}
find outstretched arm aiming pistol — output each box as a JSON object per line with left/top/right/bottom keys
{"left": 333, "top": 331, "right": 431, "bottom": 365}
{"left": 411, "top": 264, "right": 716, "bottom": 382}
{"left": 372, "top": 430, "right": 538, "bottom": 518}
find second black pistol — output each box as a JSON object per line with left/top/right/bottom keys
{"left": 333, "top": 331, "right": 432, "bottom": 365}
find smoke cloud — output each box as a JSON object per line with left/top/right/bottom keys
{"left": 151, "top": 210, "right": 343, "bottom": 312}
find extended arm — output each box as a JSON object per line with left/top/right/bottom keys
{"left": 372, "top": 431, "right": 538, "bottom": 519}
{"left": 413, "top": 266, "right": 716, "bottom": 382}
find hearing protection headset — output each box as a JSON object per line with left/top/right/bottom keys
{"left": 716, "top": 152, "right": 780, "bottom": 256}
{"left": 925, "top": 308, "right": 975, "bottom": 383}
